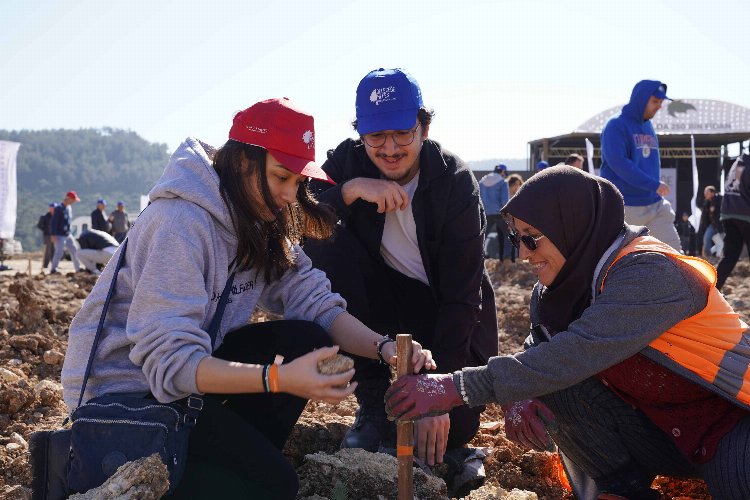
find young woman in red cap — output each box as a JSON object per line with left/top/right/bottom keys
{"left": 61, "top": 98, "right": 433, "bottom": 498}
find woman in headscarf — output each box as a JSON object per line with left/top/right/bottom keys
{"left": 384, "top": 166, "right": 750, "bottom": 499}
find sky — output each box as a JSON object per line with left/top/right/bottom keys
{"left": 2, "top": 0, "right": 749, "bottom": 164}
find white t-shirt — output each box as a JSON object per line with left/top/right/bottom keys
{"left": 380, "top": 172, "right": 429, "bottom": 285}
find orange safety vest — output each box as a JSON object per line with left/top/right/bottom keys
{"left": 600, "top": 236, "right": 750, "bottom": 407}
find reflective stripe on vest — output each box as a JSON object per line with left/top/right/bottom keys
{"left": 600, "top": 236, "right": 750, "bottom": 406}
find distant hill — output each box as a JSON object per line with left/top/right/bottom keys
{"left": 468, "top": 158, "right": 526, "bottom": 172}
{"left": 0, "top": 128, "right": 170, "bottom": 252}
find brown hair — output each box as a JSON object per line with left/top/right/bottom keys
{"left": 213, "top": 140, "right": 337, "bottom": 281}
{"left": 564, "top": 154, "right": 584, "bottom": 166}
{"left": 507, "top": 173, "right": 524, "bottom": 189}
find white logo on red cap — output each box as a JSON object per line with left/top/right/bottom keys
{"left": 245, "top": 125, "right": 268, "bottom": 134}
{"left": 370, "top": 86, "right": 397, "bottom": 106}
{"left": 302, "top": 130, "right": 314, "bottom": 149}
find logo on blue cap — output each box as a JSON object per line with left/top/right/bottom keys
{"left": 652, "top": 83, "right": 670, "bottom": 100}
{"left": 355, "top": 68, "right": 423, "bottom": 135}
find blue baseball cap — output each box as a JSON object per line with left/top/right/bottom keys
{"left": 117, "top": 201, "right": 124, "bottom": 206}
{"left": 537, "top": 160, "right": 549, "bottom": 170}
{"left": 652, "top": 83, "right": 670, "bottom": 100}
{"left": 48, "top": 203, "right": 55, "bottom": 208}
{"left": 494, "top": 164, "right": 508, "bottom": 173}
{"left": 97, "top": 199, "right": 107, "bottom": 205}
{"left": 355, "top": 68, "right": 423, "bottom": 135}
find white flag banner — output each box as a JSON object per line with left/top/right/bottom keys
{"left": 0, "top": 141, "right": 21, "bottom": 239}
{"left": 585, "top": 138, "right": 595, "bottom": 175}
{"left": 687, "top": 135, "right": 701, "bottom": 232}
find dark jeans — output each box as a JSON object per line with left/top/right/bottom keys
{"left": 42, "top": 235, "right": 55, "bottom": 269}
{"left": 169, "top": 320, "right": 332, "bottom": 500}
{"left": 716, "top": 218, "right": 750, "bottom": 290}
{"left": 486, "top": 215, "right": 514, "bottom": 261}
{"left": 305, "top": 229, "right": 483, "bottom": 448}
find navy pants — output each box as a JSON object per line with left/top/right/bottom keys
{"left": 305, "top": 228, "right": 483, "bottom": 449}
{"left": 169, "top": 320, "right": 332, "bottom": 500}
{"left": 716, "top": 219, "right": 750, "bottom": 290}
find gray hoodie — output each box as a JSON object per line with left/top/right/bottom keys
{"left": 62, "top": 137, "right": 346, "bottom": 410}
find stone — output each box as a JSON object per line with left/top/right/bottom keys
{"left": 69, "top": 453, "right": 170, "bottom": 500}
{"left": 0, "top": 367, "right": 22, "bottom": 383}
{"left": 42, "top": 349, "right": 65, "bottom": 365}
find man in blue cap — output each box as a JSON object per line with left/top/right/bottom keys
{"left": 600, "top": 80, "right": 681, "bottom": 250}
{"left": 479, "top": 164, "right": 510, "bottom": 260}
{"left": 306, "top": 68, "right": 497, "bottom": 476}
{"left": 90, "top": 199, "right": 111, "bottom": 233}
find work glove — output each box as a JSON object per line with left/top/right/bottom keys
{"left": 385, "top": 373, "right": 464, "bottom": 422}
{"left": 501, "top": 398, "right": 557, "bottom": 452}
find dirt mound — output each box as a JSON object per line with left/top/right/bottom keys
{"left": 3, "top": 259, "right": 748, "bottom": 498}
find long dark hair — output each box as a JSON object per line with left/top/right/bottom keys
{"left": 213, "top": 140, "right": 337, "bottom": 281}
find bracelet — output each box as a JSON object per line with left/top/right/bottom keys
{"left": 262, "top": 364, "right": 271, "bottom": 393}
{"left": 268, "top": 363, "right": 280, "bottom": 393}
{"left": 457, "top": 371, "right": 470, "bottom": 405}
{"left": 376, "top": 336, "right": 395, "bottom": 365}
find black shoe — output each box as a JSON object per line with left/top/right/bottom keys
{"left": 341, "top": 404, "right": 389, "bottom": 452}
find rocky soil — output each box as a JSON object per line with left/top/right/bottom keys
{"left": 1, "top": 256, "right": 748, "bottom": 499}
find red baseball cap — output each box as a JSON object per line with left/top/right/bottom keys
{"left": 66, "top": 191, "right": 81, "bottom": 201}
{"left": 228, "top": 98, "right": 335, "bottom": 184}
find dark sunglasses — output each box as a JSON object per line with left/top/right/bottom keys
{"left": 508, "top": 232, "right": 546, "bottom": 251}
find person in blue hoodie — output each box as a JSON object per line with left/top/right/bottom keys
{"left": 479, "top": 164, "right": 510, "bottom": 260}
{"left": 600, "top": 80, "right": 682, "bottom": 250}
{"left": 61, "top": 98, "right": 433, "bottom": 499}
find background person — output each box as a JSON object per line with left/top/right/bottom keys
{"left": 385, "top": 167, "right": 750, "bottom": 500}
{"left": 600, "top": 80, "right": 682, "bottom": 250}
{"left": 77, "top": 228, "right": 119, "bottom": 276}
{"left": 61, "top": 98, "right": 431, "bottom": 499}
{"left": 108, "top": 201, "right": 131, "bottom": 242}
{"left": 90, "top": 199, "right": 111, "bottom": 233}
{"left": 36, "top": 203, "right": 56, "bottom": 271}
{"left": 716, "top": 154, "right": 750, "bottom": 290}
{"left": 49, "top": 191, "right": 81, "bottom": 274}
{"left": 698, "top": 186, "right": 722, "bottom": 258}
{"left": 479, "top": 164, "right": 509, "bottom": 260}
{"left": 306, "top": 68, "right": 497, "bottom": 471}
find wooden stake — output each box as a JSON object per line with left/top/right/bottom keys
{"left": 396, "top": 334, "right": 414, "bottom": 500}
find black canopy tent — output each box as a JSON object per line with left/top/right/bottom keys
{"left": 527, "top": 99, "right": 750, "bottom": 218}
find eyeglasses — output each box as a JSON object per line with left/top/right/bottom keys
{"left": 508, "top": 232, "right": 546, "bottom": 251}
{"left": 361, "top": 124, "right": 421, "bottom": 148}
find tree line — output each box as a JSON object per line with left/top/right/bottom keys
{"left": 0, "top": 128, "right": 170, "bottom": 252}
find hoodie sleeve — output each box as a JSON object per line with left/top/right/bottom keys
{"left": 125, "top": 225, "right": 214, "bottom": 402}
{"left": 257, "top": 245, "right": 347, "bottom": 330}
{"left": 601, "top": 120, "right": 661, "bottom": 192}
{"left": 459, "top": 252, "right": 707, "bottom": 407}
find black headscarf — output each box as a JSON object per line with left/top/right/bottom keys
{"left": 502, "top": 166, "right": 625, "bottom": 333}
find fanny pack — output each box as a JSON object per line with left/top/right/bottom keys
{"left": 30, "top": 239, "right": 235, "bottom": 498}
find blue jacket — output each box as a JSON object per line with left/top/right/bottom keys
{"left": 600, "top": 80, "right": 664, "bottom": 206}
{"left": 721, "top": 156, "right": 750, "bottom": 223}
{"left": 478, "top": 172, "right": 509, "bottom": 216}
{"left": 50, "top": 203, "right": 72, "bottom": 236}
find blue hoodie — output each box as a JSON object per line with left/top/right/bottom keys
{"left": 600, "top": 80, "right": 664, "bottom": 206}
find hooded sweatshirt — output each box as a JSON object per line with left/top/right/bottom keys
{"left": 478, "top": 172, "right": 509, "bottom": 216}
{"left": 600, "top": 80, "right": 664, "bottom": 206}
{"left": 61, "top": 137, "right": 346, "bottom": 410}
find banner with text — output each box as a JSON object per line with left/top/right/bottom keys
{"left": 0, "top": 141, "right": 21, "bottom": 239}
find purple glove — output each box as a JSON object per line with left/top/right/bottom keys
{"left": 384, "top": 373, "right": 464, "bottom": 422}
{"left": 502, "top": 398, "right": 557, "bottom": 452}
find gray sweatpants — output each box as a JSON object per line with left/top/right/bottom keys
{"left": 624, "top": 198, "right": 682, "bottom": 251}
{"left": 50, "top": 234, "right": 80, "bottom": 272}
{"left": 539, "top": 377, "right": 750, "bottom": 500}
